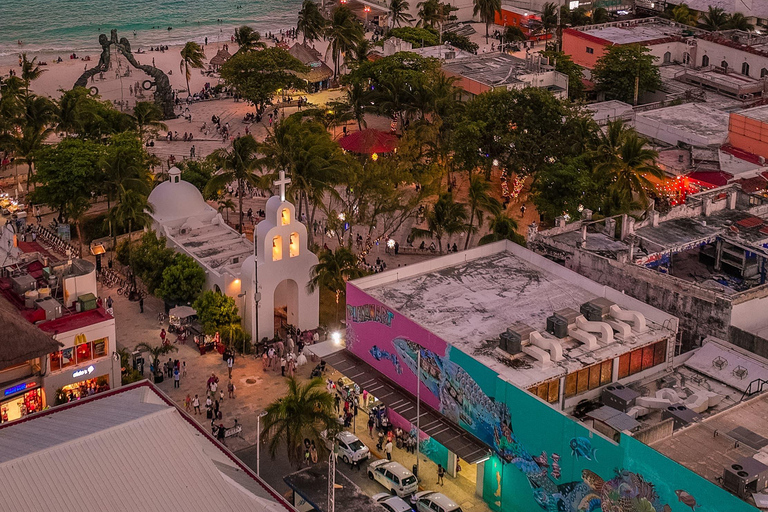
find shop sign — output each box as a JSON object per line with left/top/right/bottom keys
{"left": 72, "top": 365, "right": 95, "bottom": 379}
{"left": 3, "top": 381, "right": 36, "bottom": 397}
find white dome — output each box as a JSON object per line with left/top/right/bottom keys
{"left": 148, "top": 170, "right": 215, "bottom": 224}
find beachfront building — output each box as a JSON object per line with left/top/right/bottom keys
{"left": 313, "top": 241, "right": 762, "bottom": 511}
{"left": 442, "top": 52, "right": 569, "bottom": 100}
{"left": 147, "top": 167, "right": 319, "bottom": 342}
{"left": 288, "top": 43, "right": 333, "bottom": 93}
{"left": 0, "top": 232, "right": 120, "bottom": 416}
{"left": 0, "top": 381, "right": 294, "bottom": 512}
{"left": 529, "top": 185, "right": 768, "bottom": 354}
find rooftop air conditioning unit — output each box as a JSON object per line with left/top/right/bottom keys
{"left": 500, "top": 322, "right": 534, "bottom": 355}
{"left": 580, "top": 298, "right": 615, "bottom": 322}
{"left": 547, "top": 308, "right": 580, "bottom": 338}
{"left": 602, "top": 384, "right": 640, "bottom": 412}
{"left": 722, "top": 457, "right": 768, "bottom": 499}
{"left": 661, "top": 404, "right": 700, "bottom": 430}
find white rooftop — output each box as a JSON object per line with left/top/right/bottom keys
{"left": 0, "top": 384, "right": 291, "bottom": 512}
{"left": 354, "top": 241, "right": 677, "bottom": 388}
{"left": 575, "top": 21, "right": 684, "bottom": 45}
{"left": 147, "top": 167, "right": 217, "bottom": 225}
{"left": 635, "top": 103, "right": 731, "bottom": 147}
{"left": 737, "top": 104, "right": 768, "bottom": 124}
{"left": 684, "top": 338, "right": 768, "bottom": 393}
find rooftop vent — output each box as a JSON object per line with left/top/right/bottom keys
{"left": 602, "top": 384, "right": 640, "bottom": 412}
{"left": 499, "top": 323, "right": 534, "bottom": 355}
{"left": 661, "top": 404, "right": 700, "bottom": 430}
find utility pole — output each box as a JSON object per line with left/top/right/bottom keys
{"left": 415, "top": 348, "right": 421, "bottom": 478}
{"left": 256, "top": 411, "right": 267, "bottom": 476}
{"left": 328, "top": 441, "right": 337, "bottom": 512}
{"left": 634, "top": 75, "right": 640, "bottom": 106}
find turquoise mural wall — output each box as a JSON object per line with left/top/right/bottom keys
{"left": 346, "top": 284, "right": 758, "bottom": 512}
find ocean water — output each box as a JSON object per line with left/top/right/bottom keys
{"left": 0, "top": 0, "right": 304, "bottom": 57}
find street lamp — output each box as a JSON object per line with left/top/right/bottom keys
{"left": 364, "top": 5, "right": 371, "bottom": 25}
{"left": 256, "top": 410, "right": 267, "bottom": 477}
{"left": 331, "top": 331, "right": 342, "bottom": 345}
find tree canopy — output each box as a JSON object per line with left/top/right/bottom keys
{"left": 592, "top": 45, "right": 661, "bottom": 104}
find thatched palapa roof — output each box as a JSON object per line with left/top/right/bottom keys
{"left": 209, "top": 49, "right": 232, "bottom": 68}
{"left": 0, "top": 295, "right": 62, "bottom": 369}
{"left": 288, "top": 43, "right": 333, "bottom": 84}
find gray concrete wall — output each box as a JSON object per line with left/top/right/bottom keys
{"left": 729, "top": 326, "right": 768, "bottom": 360}
{"left": 633, "top": 418, "right": 675, "bottom": 445}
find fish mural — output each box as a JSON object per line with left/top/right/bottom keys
{"left": 369, "top": 345, "right": 402, "bottom": 374}
{"left": 675, "top": 490, "right": 699, "bottom": 511}
{"left": 571, "top": 437, "right": 598, "bottom": 462}
{"left": 389, "top": 335, "right": 678, "bottom": 512}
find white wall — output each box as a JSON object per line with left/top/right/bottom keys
{"left": 731, "top": 294, "right": 768, "bottom": 333}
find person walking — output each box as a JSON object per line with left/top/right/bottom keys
{"left": 227, "top": 355, "right": 234, "bottom": 378}
{"left": 106, "top": 296, "right": 113, "bottom": 309}
{"left": 385, "top": 440, "right": 393, "bottom": 460}
{"left": 227, "top": 381, "right": 235, "bottom": 398}
{"left": 173, "top": 366, "right": 180, "bottom": 387}
{"left": 368, "top": 415, "right": 375, "bottom": 437}
{"left": 182, "top": 360, "right": 186, "bottom": 377}
{"left": 280, "top": 356, "right": 286, "bottom": 376}
{"left": 184, "top": 394, "right": 191, "bottom": 412}
{"left": 437, "top": 464, "right": 445, "bottom": 486}
{"left": 192, "top": 394, "right": 201, "bottom": 414}
{"left": 160, "top": 328, "right": 166, "bottom": 344}
{"left": 139, "top": 295, "right": 144, "bottom": 313}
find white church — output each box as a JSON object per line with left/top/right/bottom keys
{"left": 147, "top": 167, "right": 319, "bottom": 342}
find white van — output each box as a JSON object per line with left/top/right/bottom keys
{"left": 367, "top": 460, "right": 419, "bottom": 497}
{"left": 412, "top": 491, "right": 463, "bottom": 512}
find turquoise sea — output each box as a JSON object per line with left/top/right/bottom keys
{"left": 0, "top": 0, "right": 304, "bottom": 57}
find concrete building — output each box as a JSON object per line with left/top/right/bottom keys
{"left": 729, "top": 105, "right": 768, "bottom": 161}
{"left": 0, "top": 381, "right": 294, "bottom": 512}
{"left": 0, "top": 230, "right": 121, "bottom": 417}
{"left": 651, "top": 0, "right": 768, "bottom": 28}
{"left": 634, "top": 102, "right": 732, "bottom": 147}
{"left": 442, "top": 52, "right": 569, "bottom": 99}
{"left": 313, "top": 241, "right": 758, "bottom": 512}
{"left": 380, "top": 37, "right": 475, "bottom": 61}
{"left": 529, "top": 185, "right": 768, "bottom": 354}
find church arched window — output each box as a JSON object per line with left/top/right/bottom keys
{"left": 290, "top": 232, "right": 300, "bottom": 257}
{"left": 272, "top": 235, "right": 283, "bottom": 261}
{"left": 281, "top": 208, "right": 290, "bottom": 226}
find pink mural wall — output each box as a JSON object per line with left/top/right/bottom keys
{"left": 345, "top": 283, "right": 446, "bottom": 410}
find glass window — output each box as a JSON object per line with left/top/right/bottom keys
{"left": 586, "top": 47, "right": 594, "bottom": 54}
{"left": 93, "top": 338, "right": 107, "bottom": 358}
{"left": 742, "top": 62, "right": 750, "bottom": 76}
{"left": 289, "top": 232, "right": 300, "bottom": 257}
{"left": 576, "top": 368, "right": 589, "bottom": 394}
{"left": 654, "top": 340, "right": 666, "bottom": 366}
{"left": 537, "top": 383, "right": 548, "bottom": 401}
{"left": 61, "top": 348, "right": 75, "bottom": 369}
{"left": 564, "top": 373, "right": 577, "bottom": 398}
{"left": 50, "top": 351, "right": 62, "bottom": 372}
{"left": 601, "top": 360, "right": 613, "bottom": 385}
{"left": 702, "top": 55, "right": 709, "bottom": 67}
{"left": 641, "top": 345, "right": 655, "bottom": 371}
{"left": 547, "top": 379, "right": 560, "bottom": 404}
{"left": 76, "top": 342, "right": 92, "bottom": 363}
{"left": 630, "top": 348, "right": 643, "bottom": 374}
{"left": 281, "top": 208, "right": 290, "bottom": 226}
{"left": 588, "top": 364, "right": 601, "bottom": 390}
{"left": 618, "top": 353, "right": 630, "bottom": 379}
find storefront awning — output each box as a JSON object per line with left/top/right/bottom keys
{"left": 322, "top": 350, "right": 492, "bottom": 464}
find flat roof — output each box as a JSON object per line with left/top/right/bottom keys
{"left": 569, "top": 21, "right": 684, "bottom": 45}
{"left": 0, "top": 382, "right": 291, "bottom": 512}
{"left": 354, "top": 242, "right": 677, "bottom": 388}
{"left": 443, "top": 53, "right": 536, "bottom": 87}
{"left": 736, "top": 104, "right": 768, "bottom": 124}
{"left": 175, "top": 223, "right": 252, "bottom": 276}
{"left": 635, "top": 103, "right": 730, "bottom": 143}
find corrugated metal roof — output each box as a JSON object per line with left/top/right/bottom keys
{"left": 0, "top": 385, "right": 292, "bottom": 512}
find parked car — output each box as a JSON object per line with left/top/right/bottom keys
{"left": 412, "top": 491, "right": 463, "bottom": 512}
{"left": 333, "top": 431, "right": 370, "bottom": 464}
{"left": 367, "top": 460, "right": 419, "bottom": 497}
{"left": 372, "top": 492, "right": 413, "bottom": 512}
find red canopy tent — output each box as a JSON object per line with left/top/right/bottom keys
{"left": 338, "top": 129, "right": 398, "bottom": 155}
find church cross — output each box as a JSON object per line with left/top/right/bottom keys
{"left": 276, "top": 170, "right": 291, "bottom": 201}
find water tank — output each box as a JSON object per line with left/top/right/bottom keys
{"left": 25, "top": 290, "right": 39, "bottom": 309}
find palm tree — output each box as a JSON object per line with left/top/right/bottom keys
{"left": 66, "top": 195, "right": 91, "bottom": 258}
{"left": 349, "top": 39, "right": 373, "bottom": 69}
{"left": 473, "top": 0, "right": 501, "bottom": 43}
{"left": 671, "top": 3, "right": 697, "bottom": 26}
{"left": 108, "top": 187, "right": 154, "bottom": 265}
{"left": 179, "top": 42, "right": 206, "bottom": 96}
{"left": 132, "top": 101, "right": 167, "bottom": 140}
{"left": 206, "top": 135, "right": 262, "bottom": 233}
{"left": 136, "top": 342, "right": 178, "bottom": 381}
{"left": 308, "top": 247, "right": 366, "bottom": 323}
{"left": 504, "top": 26, "right": 527, "bottom": 43}
{"left": 99, "top": 146, "right": 149, "bottom": 210}
{"left": 417, "top": 0, "right": 441, "bottom": 28}
{"left": 261, "top": 377, "right": 339, "bottom": 468}
{"left": 411, "top": 192, "right": 468, "bottom": 254}
{"left": 726, "top": 13, "right": 754, "bottom": 31}
{"left": 217, "top": 198, "right": 236, "bottom": 224}
{"left": 389, "top": 0, "right": 415, "bottom": 28}
{"left": 344, "top": 80, "right": 369, "bottom": 131}
{"left": 591, "top": 119, "right": 632, "bottom": 167}
{"left": 7, "top": 94, "right": 57, "bottom": 193}
{"left": 541, "top": 2, "right": 558, "bottom": 37}
{"left": 234, "top": 26, "right": 267, "bottom": 53}
{"left": 19, "top": 53, "right": 45, "bottom": 96}
{"left": 478, "top": 214, "right": 525, "bottom": 245}
{"left": 465, "top": 174, "right": 501, "bottom": 249}
{"left": 700, "top": 6, "right": 729, "bottom": 31}
{"left": 326, "top": 6, "right": 364, "bottom": 78}
{"left": 297, "top": 0, "right": 327, "bottom": 44}
{"left": 595, "top": 132, "right": 663, "bottom": 207}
